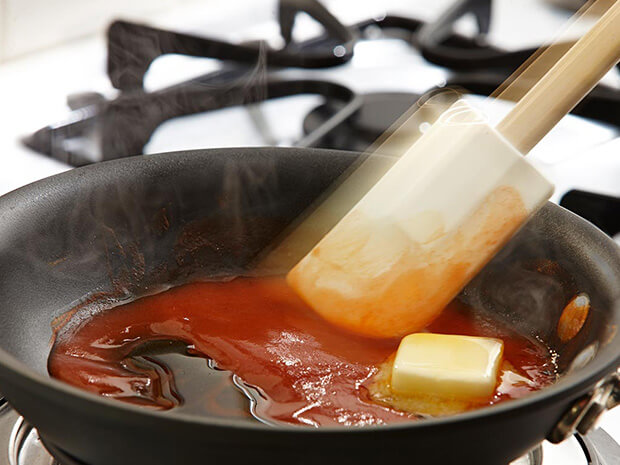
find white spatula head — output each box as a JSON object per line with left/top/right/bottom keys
{"left": 287, "top": 101, "right": 553, "bottom": 338}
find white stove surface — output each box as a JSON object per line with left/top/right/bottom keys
{"left": 0, "top": 0, "right": 618, "bottom": 452}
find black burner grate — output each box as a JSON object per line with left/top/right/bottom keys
{"left": 560, "top": 190, "right": 620, "bottom": 238}
{"left": 22, "top": 0, "right": 620, "bottom": 166}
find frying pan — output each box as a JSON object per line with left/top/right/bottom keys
{"left": 0, "top": 147, "right": 617, "bottom": 465}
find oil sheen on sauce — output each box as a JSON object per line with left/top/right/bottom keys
{"left": 48, "top": 277, "right": 557, "bottom": 427}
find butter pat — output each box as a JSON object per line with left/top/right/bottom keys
{"left": 392, "top": 333, "right": 504, "bottom": 400}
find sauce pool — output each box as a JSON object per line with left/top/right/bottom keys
{"left": 48, "top": 277, "right": 557, "bottom": 426}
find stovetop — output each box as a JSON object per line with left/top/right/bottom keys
{"left": 0, "top": 0, "right": 618, "bottom": 232}
{"left": 0, "top": 0, "right": 618, "bottom": 463}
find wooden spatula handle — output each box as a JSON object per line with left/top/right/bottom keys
{"left": 497, "top": 1, "right": 620, "bottom": 155}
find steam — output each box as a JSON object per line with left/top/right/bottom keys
{"left": 15, "top": 33, "right": 277, "bottom": 352}
{"left": 460, "top": 213, "right": 584, "bottom": 371}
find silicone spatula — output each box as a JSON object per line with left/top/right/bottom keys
{"left": 287, "top": 2, "right": 620, "bottom": 338}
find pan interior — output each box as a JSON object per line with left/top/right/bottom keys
{"left": 0, "top": 147, "right": 618, "bottom": 426}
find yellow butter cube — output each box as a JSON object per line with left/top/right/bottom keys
{"left": 391, "top": 333, "right": 504, "bottom": 400}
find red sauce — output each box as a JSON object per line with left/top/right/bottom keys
{"left": 48, "top": 277, "right": 557, "bottom": 427}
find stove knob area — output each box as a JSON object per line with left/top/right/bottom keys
{"left": 549, "top": 371, "right": 620, "bottom": 443}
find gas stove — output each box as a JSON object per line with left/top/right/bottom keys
{"left": 0, "top": 0, "right": 618, "bottom": 231}
{"left": 0, "top": 0, "right": 618, "bottom": 463}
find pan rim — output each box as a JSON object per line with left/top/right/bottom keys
{"left": 0, "top": 146, "right": 618, "bottom": 437}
